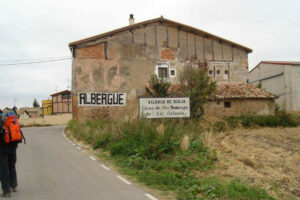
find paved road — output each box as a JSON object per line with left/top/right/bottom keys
{"left": 10, "top": 126, "right": 158, "bottom": 200}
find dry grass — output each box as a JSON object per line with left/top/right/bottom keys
{"left": 202, "top": 127, "right": 300, "bottom": 199}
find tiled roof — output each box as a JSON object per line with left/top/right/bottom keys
{"left": 209, "top": 83, "right": 278, "bottom": 100}
{"left": 146, "top": 82, "right": 277, "bottom": 100}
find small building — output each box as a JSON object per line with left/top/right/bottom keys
{"left": 205, "top": 83, "right": 277, "bottom": 118}
{"left": 17, "top": 109, "right": 30, "bottom": 120}
{"left": 51, "top": 90, "right": 72, "bottom": 114}
{"left": 17, "top": 107, "right": 41, "bottom": 119}
{"left": 249, "top": 61, "right": 300, "bottom": 111}
{"left": 69, "top": 15, "right": 252, "bottom": 120}
{"left": 42, "top": 100, "right": 53, "bottom": 115}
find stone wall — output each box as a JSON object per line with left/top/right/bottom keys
{"left": 72, "top": 22, "right": 250, "bottom": 120}
{"left": 204, "top": 99, "right": 275, "bottom": 118}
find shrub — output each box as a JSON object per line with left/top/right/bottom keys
{"left": 147, "top": 74, "right": 171, "bottom": 97}
{"left": 179, "top": 61, "right": 216, "bottom": 118}
{"left": 225, "top": 112, "right": 298, "bottom": 129}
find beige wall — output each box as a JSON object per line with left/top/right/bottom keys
{"left": 72, "top": 22, "right": 250, "bottom": 120}
{"left": 249, "top": 63, "right": 300, "bottom": 111}
{"left": 204, "top": 99, "right": 275, "bottom": 118}
{"left": 19, "top": 113, "right": 72, "bottom": 126}
{"left": 52, "top": 94, "right": 72, "bottom": 113}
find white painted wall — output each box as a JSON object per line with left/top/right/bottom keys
{"left": 249, "top": 63, "right": 300, "bottom": 111}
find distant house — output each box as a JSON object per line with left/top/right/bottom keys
{"left": 18, "top": 107, "right": 41, "bottom": 119}
{"left": 51, "top": 90, "right": 72, "bottom": 114}
{"left": 249, "top": 61, "right": 300, "bottom": 111}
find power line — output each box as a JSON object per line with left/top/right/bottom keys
{"left": 0, "top": 58, "right": 72, "bottom": 66}
{"left": 0, "top": 56, "right": 72, "bottom": 63}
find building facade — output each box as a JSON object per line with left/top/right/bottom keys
{"left": 69, "top": 16, "right": 252, "bottom": 120}
{"left": 51, "top": 90, "right": 72, "bottom": 114}
{"left": 249, "top": 61, "right": 300, "bottom": 112}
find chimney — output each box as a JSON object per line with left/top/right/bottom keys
{"left": 129, "top": 14, "right": 135, "bottom": 25}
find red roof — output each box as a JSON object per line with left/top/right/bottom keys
{"left": 250, "top": 61, "right": 300, "bottom": 73}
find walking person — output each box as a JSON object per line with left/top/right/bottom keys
{"left": 0, "top": 108, "right": 22, "bottom": 198}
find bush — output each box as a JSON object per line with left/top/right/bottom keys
{"left": 225, "top": 112, "right": 298, "bottom": 129}
{"left": 240, "top": 113, "right": 297, "bottom": 128}
{"left": 179, "top": 61, "right": 216, "bottom": 118}
{"left": 147, "top": 74, "right": 171, "bottom": 97}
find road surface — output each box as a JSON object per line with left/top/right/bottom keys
{"left": 10, "top": 126, "right": 158, "bottom": 200}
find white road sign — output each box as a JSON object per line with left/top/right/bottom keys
{"left": 139, "top": 97, "right": 190, "bottom": 118}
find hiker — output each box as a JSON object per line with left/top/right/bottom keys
{"left": 0, "top": 108, "right": 21, "bottom": 197}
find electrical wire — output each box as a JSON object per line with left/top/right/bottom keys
{"left": 0, "top": 57, "right": 72, "bottom": 66}
{"left": 0, "top": 56, "right": 71, "bottom": 63}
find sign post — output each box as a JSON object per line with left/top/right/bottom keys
{"left": 139, "top": 97, "right": 190, "bottom": 119}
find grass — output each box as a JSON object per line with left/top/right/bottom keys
{"left": 68, "top": 118, "right": 274, "bottom": 200}
{"left": 221, "top": 111, "right": 299, "bottom": 131}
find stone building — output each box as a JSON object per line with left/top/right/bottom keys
{"left": 205, "top": 83, "right": 277, "bottom": 118}
{"left": 249, "top": 61, "right": 300, "bottom": 111}
{"left": 69, "top": 15, "right": 252, "bottom": 120}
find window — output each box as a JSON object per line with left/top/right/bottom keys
{"left": 224, "top": 70, "right": 228, "bottom": 75}
{"left": 155, "top": 62, "right": 170, "bottom": 81}
{"left": 216, "top": 70, "right": 220, "bottom": 75}
{"left": 158, "top": 67, "right": 168, "bottom": 79}
{"left": 62, "top": 93, "right": 71, "bottom": 99}
{"left": 208, "top": 70, "right": 213, "bottom": 75}
{"left": 170, "top": 69, "right": 176, "bottom": 77}
{"left": 224, "top": 101, "right": 231, "bottom": 108}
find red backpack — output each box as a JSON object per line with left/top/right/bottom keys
{"left": 3, "top": 114, "right": 25, "bottom": 144}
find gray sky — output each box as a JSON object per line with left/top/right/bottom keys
{"left": 1, "top": 0, "right": 299, "bottom": 109}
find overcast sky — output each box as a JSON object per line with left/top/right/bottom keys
{"left": 0, "top": 0, "right": 299, "bottom": 109}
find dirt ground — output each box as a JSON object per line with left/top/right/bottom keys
{"left": 202, "top": 127, "right": 300, "bottom": 200}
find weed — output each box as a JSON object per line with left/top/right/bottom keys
{"left": 213, "top": 121, "right": 227, "bottom": 132}
{"left": 68, "top": 119, "right": 274, "bottom": 200}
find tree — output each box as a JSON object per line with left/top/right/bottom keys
{"left": 33, "top": 98, "right": 40, "bottom": 108}
{"left": 179, "top": 61, "right": 216, "bottom": 118}
{"left": 147, "top": 74, "right": 171, "bottom": 97}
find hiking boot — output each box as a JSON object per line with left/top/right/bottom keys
{"left": 11, "top": 187, "right": 17, "bottom": 192}
{"left": 1, "top": 192, "right": 11, "bottom": 198}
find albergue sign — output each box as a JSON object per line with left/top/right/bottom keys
{"left": 78, "top": 93, "right": 126, "bottom": 106}
{"left": 139, "top": 97, "right": 190, "bottom": 118}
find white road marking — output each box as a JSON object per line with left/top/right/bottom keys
{"left": 117, "top": 176, "right": 131, "bottom": 185}
{"left": 100, "top": 164, "right": 110, "bottom": 171}
{"left": 90, "top": 156, "right": 96, "bottom": 161}
{"left": 145, "top": 194, "right": 159, "bottom": 200}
